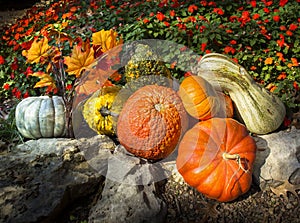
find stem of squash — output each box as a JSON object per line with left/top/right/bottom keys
{"left": 222, "top": 152, "right": 249, "bottom": 173}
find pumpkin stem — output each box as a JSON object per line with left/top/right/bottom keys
{"left": 222, "top": 152, "right": 249, "bottom": 173}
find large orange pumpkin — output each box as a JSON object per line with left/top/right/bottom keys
{"left": 178, "top": 75, "right": 220, "bottom": 120}
{"left": 117, "top": 85, "right": 188, "bottom": 160}
{"left": 176, "top": 118, "right": 256, "bottom": 202}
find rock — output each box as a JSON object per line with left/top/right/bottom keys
{"left": 0, "top": 135, "right": 115, "bottom": 223}
{"left": 89, "top": 144, "right": 169, "bottom": 223}
{"left": 253, "top": 127, "right": 300, "bottom": 189}
{"left": 89, "top": 179, "right": 167, "bottom": 223}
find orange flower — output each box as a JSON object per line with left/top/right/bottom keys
{"left": 277, "top": 72, "right": 286, "bottom": 80}
{"left": 288, "top": 58, "right": 299, "bottom": 68}
{"left": 276, "top": 52, "right": 285, "bottom": 62}
{"left": 264, "top": 57, "right": 273, "bottom": 65}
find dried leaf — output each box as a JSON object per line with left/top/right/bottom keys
{"left": 91, "top": 29, "right": 123, "bottom": 52}
{"left": 24, "top": 37, "right": 52, "bottom": 64}
{"left": 64, "top": 41, "right": 95, "bottom": 78}
{"left": 270, "top": 180, "right": 300, "bottom": 200}
{"left": 30, "top": 72, "right": 57, "bottom": 89}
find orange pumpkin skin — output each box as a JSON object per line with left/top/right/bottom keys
{"left": 216, "top": 92, "right": 234, "bottom": 118}
{"left": 178, "top": 75, "right": 220, "bottom": 121}
{"left": 117, "top": 85, "right": 189, "bottom": 160}
{"left": 176, "top": 118, "right": 256, "bottom": 202}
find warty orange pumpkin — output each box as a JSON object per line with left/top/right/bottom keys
{"left": 178, "top": 75, "right": 220, "bottom": 121}
{"left": 117, "top": 85, "right": 188, "bottom": 160}
{"left": 176, "top": 118, "right": 256, "bottom": 202}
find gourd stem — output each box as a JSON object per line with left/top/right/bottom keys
{"left": 100, "top": 107, "right": 119, "bottom": 117}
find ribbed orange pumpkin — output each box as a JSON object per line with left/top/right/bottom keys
{"left": 176, "top": 118, "right": 256, "bottom": 202}
{"left": 216, "top": 92, "right": 234, "bottom": 118}
{"left": 178, "top": 75, "right": 220, "bottom": 120}
{"left": 117, "top": 85, "right": 188, "bottom": 160}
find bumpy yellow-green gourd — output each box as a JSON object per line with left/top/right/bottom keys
{"left": 82, "top": 86, "right": 120, "bottom": 136}
{"left": 194, "top": 53, "right": 286, "bottom": 134}
{"left": 15, "top": 96, "right": 66, "bottom": 139}
{"left": 124, "top": 44, "right": 171, "bottom": 82}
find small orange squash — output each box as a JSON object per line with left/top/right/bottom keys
{"left": 117, "top": 85, "right": 188, "bottom": 160}
{"left": 176, "top": 118, "right": 256, "bottom": 202}
{"left": 178, "top": 75, "right": 220, "bottom": 121}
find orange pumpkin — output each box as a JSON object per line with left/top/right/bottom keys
{"left": 178, "top": 75, "right": 220, "bottom": 120}
{"left": 216, "top": 92, "right": 234, "bottom": 118}
{"left": 117, "top": 85, "right": 188, "bottom": 160}
{"left": 176, "top": 118, "right": 256, "bottom": 202}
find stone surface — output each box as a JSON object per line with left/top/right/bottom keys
{"left": 89, "top": 179, "right": 167, "bottom": 223}
{"left": 253, "top": 127, "right": 300, "bottom": 189}
{"left": 0, "top": 135, "right": 115, "bottom": 223}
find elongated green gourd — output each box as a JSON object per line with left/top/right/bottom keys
{"left": 194, "top": 53, "right": 286, "bottom": 134}
{"left": 15, "top": 96, "right": 66, "bottom": 139}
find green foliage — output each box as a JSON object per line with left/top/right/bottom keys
{"left": 0, "top": 0, "right": 299, "bottom": 110}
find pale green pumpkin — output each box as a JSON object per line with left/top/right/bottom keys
{"left": 194, "top": 53, "right": 286, "bottom": 134}
{"left": 15, "top": 96, "right": 66, "bottom": 139}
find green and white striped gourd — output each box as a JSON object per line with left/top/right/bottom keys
{"left": 194, "top": 53, "right": 286, "bottom": 134}
{"left": 15, "top": 96, "right": 66, "bottom": 138}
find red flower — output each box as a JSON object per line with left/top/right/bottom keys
{"left": 224, "top": 46, "right": 236, "bottom": 54}
{"left": 3, "top": 83, "right": 10, "bottom": 90}
{"left": 230, "top": 40, "right": 237, "bottom": 45}
{"left": 156, "top": 12, "right": 165, "bottom": 21}
{"left": 293, "top": 81, "right": 299, "bottom": 91}
{"left": 163, "top": 21, "right": 170, "bottom": 27}
{"left": 170, "top": 10, "right": 175, "bottom": 17}
{"left": 279, "top": 25, "right": 286, "bottom": 30}
{"left": 23, "top": 91, "right": 30, "bottom": 98}
{"left": 279, "top": 0, "right": 288, "bottom": 7}
{"left": 11, "top": 62, "right": 18, "bottom": 71}
{"left": 289, "top": 23, "right": 298, "bottom": 31}
{"left": 66, "top": 84, "right": 73, "bottom": 91}
{"left": 273, "top": 15, "right": 280, "bottom": 22}
{"left": 143, "top": 18, "right": 150, "bottom": 24}
{"left": 0, "top": 55, "right": 5, "bottom": 65}
{"left": 25, "top": 66, "right": 33, "bottom": 78}
{"left": 286, "top": 30, "right": 293, "bottom": 36}
{"left": 188, "top": 4, "right": 198, "bottom": 14}
{"left": 201, "top": 42, "right": 207, "bottom": 52}
{"left": 213, "top": 8, "right": 224, "bottom": 15}
{"left": 250, "top": 0, "right": 256, "bottom": 7}
{"left": 184, "top": 71, "right": 192, "bottom": 77}
{"left": 12, "top": 87, "right": 22, "bottom": 99}
{"left": 252, "top": 13, "right": 260, "bottom": 20}
{"left": 263, "top": 8, "right": 270, "bottom": 13}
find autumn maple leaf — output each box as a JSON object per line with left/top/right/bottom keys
{"left": 64, "top": 42, "right": 95, "bottom": 78}
{"left": 22, "top": 37, "right": 52, "bottom": 64}
{"left": 92, "top": 29, "right": 123, "bottom": 52}
{"left": 30, "top": 71, "right": 57, "bottom": 89}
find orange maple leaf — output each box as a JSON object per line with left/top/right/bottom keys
{"left": 30, "top": 71, "right": 57, "bottom": 89}
{"left": 23, "top": 37, "right": 52, "bottom": 64}
{"left": 64, "top": 42, "right": 95, "bottom": 78}
{"left": 92, "top": 29, "right": 123, "bottom": 52}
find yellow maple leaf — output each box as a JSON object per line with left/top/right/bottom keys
{"left": 30, "top": 72, "right": 57, "bottom": 89}
{"left": 24, "top": 37, "right": 52, "bottom": 64}
{"left": 64, "top": 42, "right": 95, "bottom": 78}
{"left": 92, "top": 29, "right": 123, "bottom": 52}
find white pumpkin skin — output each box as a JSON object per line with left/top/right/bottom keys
{"left": 195, "top": 53, "right": 286, "bottom": 134}
{"left": 15, "top": 96, "right": 66, "bottom": 139}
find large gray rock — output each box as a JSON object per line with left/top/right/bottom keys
{"left": 253, "top": 127, "right": 300, "bottom": 189}
{"left": 0, "top": 135, "right": 115, "bottom": 223}
{"left": 88, "top": 144, "right": 168, "bottom": 223}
